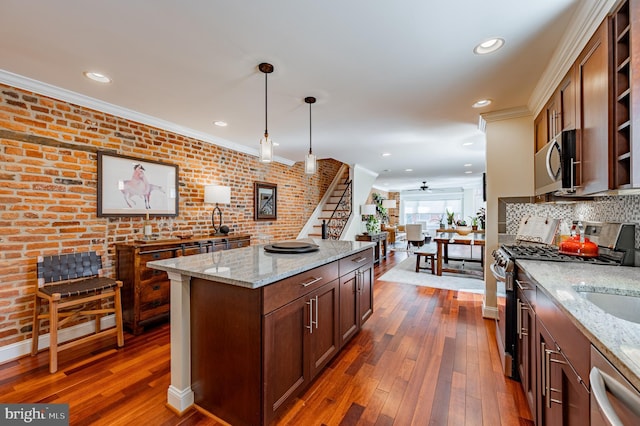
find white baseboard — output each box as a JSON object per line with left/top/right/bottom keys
{"left": 0, "top": 315, "right": 116, "bottom": 365}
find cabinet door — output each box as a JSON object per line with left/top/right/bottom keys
{"left": 535, "top": 110, "right": 548, "bottom": 153}
{"left": 308, "top": 280, "right": 340, "bottom": 379}
{"left": 517, "top": 292, "right": 536, "bottom": 421}
{"left": 577, "top": 20, "right": 609, "bottom": 194}
{"left": 557, "top": 360, "right": 590, "bottom": 426}
{"left": 339, "top": 270, "right": 358, "bottom": 346}
{"left": 559, "top": 67, "right": 576, "bottom": 132}
{"left": 546, "top": 97, "right": 560, "bottom": 141}
{"left": 358, "top": 264, "right": 374, "bottom": 325}
{"left": 263, "top": 296, "right": 308, "bottom": 418}
{"left": 537, "top": 319, "right": 563, "bottom": 425}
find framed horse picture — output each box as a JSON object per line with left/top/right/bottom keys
{"left": 97, "top": 151, "right": 179, "bottom": 217}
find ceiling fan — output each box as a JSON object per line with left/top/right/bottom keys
{"left": 407, "top": 181, "right": 432, "bottom": 192}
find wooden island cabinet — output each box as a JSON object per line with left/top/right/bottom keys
{"left": 115, "top": 234, "right": 250, "bottom": 334}
{"left": 147, "top": 240, "right": 376, "bottom": 426}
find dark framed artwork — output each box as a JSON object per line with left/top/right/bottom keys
{"left": 254, "top": 181, "right": 277, "bottom": 221}
{"left": 97, "top": 151, "right": 179, "bottom": 217}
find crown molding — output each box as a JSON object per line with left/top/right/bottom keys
{"left": 481, "top": 106, "right": 532, "bottom": 123}
{"left": 528, "top": 0, "right": 618, "bottom": 116}
{"left": 0, "top": 69, "right": 296, "bottom": 166}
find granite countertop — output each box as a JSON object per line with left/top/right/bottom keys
{"left": 147, "top": 238, "right": 375, "bottom": 289}
{"left": 517, "top": 260, "right": 640, "bottom": 390}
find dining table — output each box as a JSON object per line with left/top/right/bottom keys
{"left": 432, "top": 232, "right": 485, "bottom": 276}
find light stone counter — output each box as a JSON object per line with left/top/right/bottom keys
{"left": 147, "top": 238, "right": 375, "bottom": 288}
{"left": 146, "top": 238, "right": 375, "bottom": 414}
{"left": 516, "top": 260, "right": 640, "bottom": 391}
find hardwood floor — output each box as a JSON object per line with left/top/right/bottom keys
{"left": 0, "top": 251, "right": 533, "bottom": 425}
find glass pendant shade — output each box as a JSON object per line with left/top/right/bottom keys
{"left": 305, "top": 152, "right": 317, "bottom": 174}
{"left": 260, "top": 133, "right": 273, "bottom": 163}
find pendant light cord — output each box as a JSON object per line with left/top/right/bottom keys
{"left": 264, "top": 72, "right": 268, "bottom": 136}
{"left": 309, "top": 102, "right": 312, "bottom": 154}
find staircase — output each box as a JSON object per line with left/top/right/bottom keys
{"left": 308, "top": 167, "right": 352, "bottom": 239}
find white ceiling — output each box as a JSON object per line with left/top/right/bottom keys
{"left": 0, "top": 0, "right": 583, "bottom": 192}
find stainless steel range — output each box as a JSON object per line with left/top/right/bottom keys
{"left": 490, "top": 221, "right": 635, "bottom": 380}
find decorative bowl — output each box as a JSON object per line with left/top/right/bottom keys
{"left": 455, "top": 226, "right": 473, "bottom": 236}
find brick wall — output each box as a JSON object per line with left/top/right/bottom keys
{"left": 0, "top": 83, "right": 343, "bottom": 350}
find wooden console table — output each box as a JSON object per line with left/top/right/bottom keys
{"left": 115, "top": 234, "right": 251, "bottom": 334}
{"left": 355, "top": 232, "right": 388, "bottom": 265}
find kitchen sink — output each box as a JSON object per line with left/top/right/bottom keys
{"left": 575, "top": 290, "right": 640, "bottom": 324}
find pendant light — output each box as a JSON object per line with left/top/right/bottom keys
{"left": 258, "top": 63, "right": 274, "bottom": 162}
{"left": 304, "top": 96, "right": 317, "bottom": 174}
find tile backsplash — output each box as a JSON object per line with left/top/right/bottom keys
{"left": 505, "top": 195, "right": 640, "bottom": 258}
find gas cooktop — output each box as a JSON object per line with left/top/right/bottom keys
{"left": 501, "top": 244, "right": 625, "bottom": 265}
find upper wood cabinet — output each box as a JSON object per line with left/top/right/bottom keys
{"left": 534, "top": 0, "right": 639, "bottom": 194}
{"left": 610, "top": 0, "right": 639, "bottom": 189}
{"left": 534, "top": 67, "right": 575, "bottom": 154}
{"left": 576, "top": 19, "right": 610, "bottom": 194}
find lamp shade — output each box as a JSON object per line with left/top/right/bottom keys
{"left": 382, "top": 199, "right": 397, "bottom": 209}
{"left": 361, "top": 204, "right": 376, "bottom": 215}
{"left": 204, "top": 185, "right": 231, "bottom": 204}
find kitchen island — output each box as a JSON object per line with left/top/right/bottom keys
{"left": 147, "top": 239, "right": 376, "bottom": 425}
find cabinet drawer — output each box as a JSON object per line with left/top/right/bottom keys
{"left": 263, "top": 261, "right": 339, "bottom": 314}
{"left": 139, "top": 279, "right": 170, "bottom": 322}
{"left": 139, "top": 249, "right": 175, "bottom": 264}
{"left": 140, "top": 280, "right": 169, "bottom": 304}
{"left": 227, "top": 239, "right": 250, "bottom": 249}
{"left": 339, "top": 248, "right": 373, "bottom": 276}
{"left": 140, "top": 266, "right": 167, "bottom": 282}
{"left": 139, "top": 301, "right": 169, "bottom": 321}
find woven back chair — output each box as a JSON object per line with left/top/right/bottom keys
{"left": 32, "top": 252, "right": 124, "bottom": 373}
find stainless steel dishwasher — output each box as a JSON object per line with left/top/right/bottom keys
{"left": 590, "top": 345, "right": 640, "bottom": 425}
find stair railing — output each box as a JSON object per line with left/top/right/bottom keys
{"left": 325, "top": 179, "right": 352, "bottom": 240}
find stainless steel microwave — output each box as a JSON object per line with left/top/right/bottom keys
{"left": 534, "top": 129, "right": 577, "bottom": 195}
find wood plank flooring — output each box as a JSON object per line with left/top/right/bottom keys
{"left": 0, "top": 251, "right": 533, "bottom": 425}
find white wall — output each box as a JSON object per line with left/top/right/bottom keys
{"left": 482, "top": 111, "right": 534, "bottom": 318}
{"left": 341, "top": 164, "right": 378, "bottom": 240}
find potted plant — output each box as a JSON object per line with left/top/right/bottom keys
{"left": 372, "top": 193, "right": 388, "bottom": 223}
{"left": 439, "top": 214, "right": 445, "bottom": 229}
{"left": 365, "top": 215, "right": 379, "bottom": 234}
{"left": 468, "top": 216, "right": 479, "bottom": 231}
{"left": 446, "top": 209, "right": 455, "bottom": 227}
{"left": 455, "top": 219, "right": 472, "bottom": 235}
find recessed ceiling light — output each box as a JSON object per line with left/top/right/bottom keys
{"left": 405, "top": 168, "right": 413, "bottom": 172}
{"left": 381, "top": 152, "right": 391, "bottom": 157}
{"left": 472, "top": 99, "right": 492, "bottom": 108}
{"left": 463, "top": 142, "right": 474, "bottom": 146}
{"left": 473, "top": 38, "right": 505, "bottom": 55}
{"left": 464, "top": 163, "right": 472, "bottom": 167}
{"left": 465, "top": 171, "right": 473, "bottom": 174}
{"left": 83, "top": 71, "right": 112, "bottom": 83}
{"left": 214, "top": 121, "right": 228, "bottom": 127}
